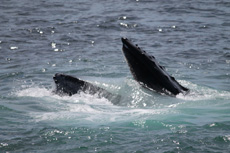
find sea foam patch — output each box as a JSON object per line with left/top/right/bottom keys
{"left": 16, "top": 87, "right": 52, "bottom": 98}
{"left": 15, "top": 86, "right": 174, "bottom": 125}
{"left": 176, "top": 80, "right": 230, "bottom": 101}
{"left": 14, "top": 80, "right": 230, "bottom": 126}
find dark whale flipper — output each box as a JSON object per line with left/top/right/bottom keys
{"left": 121, "top": 37, "right": 189, "bottom": 96}
{"left": 53, "top": 73, "right": 120, "bottom": 105}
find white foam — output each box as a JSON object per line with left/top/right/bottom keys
{"left": 30, "top": 100, "right": 175, "bottom": 124}
{"left": 14, "top": 81, "right": 230, "bottom": 125}
{"left": 16, "top": 87, "right": 52, "bottom": 97}
{"left": 15, "top": 86, "right": 172, "bottom": 124}
{"left": 176, "top": 80, "right": 230, "bottom": 101}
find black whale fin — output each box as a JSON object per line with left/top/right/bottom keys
{"left": 121, "top": 37, "right": 189, "bottom": 96}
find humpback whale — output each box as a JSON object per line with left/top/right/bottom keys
{"left": 53, "top": 73, "right": 120, "bottom": 104}
{"left": 121, "top": 38, "right": 189, "bottom": 96}
{"left": 53, "top": 37, "right": 188, "bottom": 102}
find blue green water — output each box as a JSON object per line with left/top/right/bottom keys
{"left": 1, "top": 0, "right": 230, "bottom": 152}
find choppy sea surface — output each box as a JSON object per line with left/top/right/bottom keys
{"left": 1, "top": 0, "right": 230, "bottom": 152}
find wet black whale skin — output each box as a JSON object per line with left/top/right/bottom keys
{"left": 121, "top": 37, "right": 189, "bottom": 96}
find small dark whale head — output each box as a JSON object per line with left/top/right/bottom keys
{"left": 121, "top": 37, "right": 189, "bottom": 96}
{"left": 53, "top": 73, "right": 85, "bottom": 96}
{"left": 53, "top": 73, "right": 121, "bottom": 104}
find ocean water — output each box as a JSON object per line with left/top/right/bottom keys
{"left": 1, "top": 0, "right": 230, "bottom": 152}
